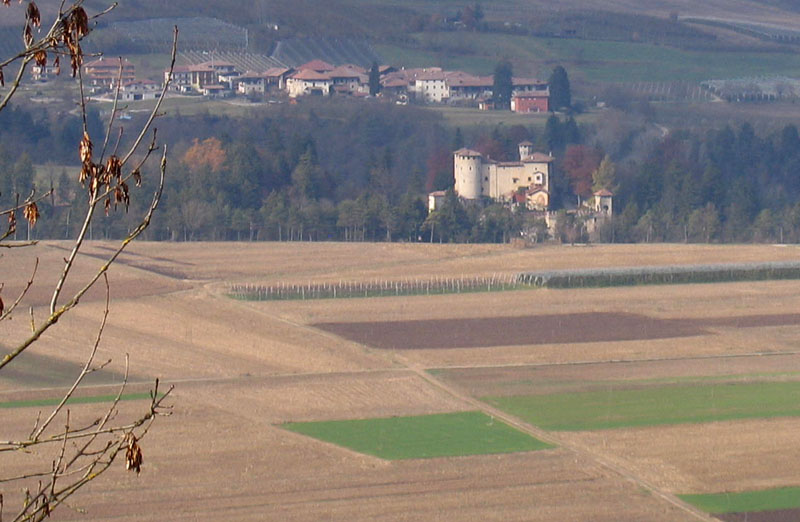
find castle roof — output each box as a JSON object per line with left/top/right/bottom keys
{"left": 454, "top": 148, "right": 482, "bottom": 157}
{"left": 522, "top": 153, "right": 555, "bottom": 163}
{"left": 594, "top": 189, "right": 614, "bottom": 196}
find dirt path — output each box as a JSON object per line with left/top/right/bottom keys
{"left": 395, "top": 355, "right": 718, "bottom": 522}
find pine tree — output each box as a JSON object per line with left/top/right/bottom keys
{"left": 369, "top": 62, "right": 381, "bottom": 96}
{"left": 548, "top": 65, "right": 571, "bottom": 111}
{"left": 492, "top": 61, "right": 513, "bottom": 110}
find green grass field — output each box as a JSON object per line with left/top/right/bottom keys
{"left": 0, "top": 392, "right": 156, "bottom": 409}
{"left": 484, "top": 380, "right": 800, "bottom": 431}
{"left": 282, "top": 411, "right": 553, "bottom": 459}
{"left": 378, "top": 33, "right": 800, "bottom": 83}
{"left": 679, "top": 486, "right": 800, "bottom": 514}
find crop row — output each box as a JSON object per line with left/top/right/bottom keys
{"left": 518, "top": 261, "right": 800, "bottom": 288}
{"left": 229, "top": 274, "right": 522, "bottom": 301}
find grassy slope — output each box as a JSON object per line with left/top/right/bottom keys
{"left": 679, "top": 486, "right": 800, "bottom": 513}
{"left": 283, "top": 411, "right": 552, "bottom": 459}
{"left": 484, "top": 380, "right": 800, "bottom": 431}
{"left": 379, "top": 33, "right": 800, "bottom": 83}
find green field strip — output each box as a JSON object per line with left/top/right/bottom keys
{"left": 678, "top": 487, "right": 800, "bottom": 514}
{"left": 282, "top": 411, "right": 553, "bottom": 460}
{"left": 483, "top": 381, "right": 800, "bottom": 431}
{"left": 0, "top": 392, "right": 158, "bottom": 409}
{"left": 377, "top": 33, "right": 800, "bottom": 83}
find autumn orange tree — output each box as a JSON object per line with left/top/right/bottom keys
{"left": 0, "top": 2, "right": 176, "bottom": 520}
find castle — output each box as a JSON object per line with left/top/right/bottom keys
{"left": 453, "top": 142, "right": 555, "bottom": 210}
{"left": 426, "top": 142, "right": 614, "bottom": 239}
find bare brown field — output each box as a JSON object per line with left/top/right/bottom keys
{"left": 561, "top": 417, "right": 800, "bottom": 494}
{"left": 436, "top": 353, "right": 800, "bottom": 397}
{"left": 5, "top": 241, "right": 800, "bottom": 520}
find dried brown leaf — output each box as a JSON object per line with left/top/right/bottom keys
{"left": 23, "top": 23, "right": 32, "bottom": 47}
{"left": 71, "top": 7, "right": 88, "bottom": 38}
{"left": 69, "top": 46, "right": 81, "bottom": 77}
{"left": 132, "top": 169, "right": 142, "bottom": 187}
{"left": 33, "top": 50, "right": 46, "bottom": 67}
{"left": 103, "top": 196, "right": 110, "bottom": 215}
{"left": 7, "top": 211, "right": 16, "bottom": 234}
{"left": 79, "top": 163, "right": 89, "bottom": 185}
{"left": 53, "top": 54, "right": 60, "bottom": 75}
{"left": 79, "top": 131, "right": 92, "bottom": 164}
{"left": 22, "top": 201, "right": 39, "bottom": 227}
{"left": 124, "top": 433, "right": 142, "bottom": 474}
{"left": 26, "top": 1, "right": 40, "bottom": 28}
{"left": 105, "top": 155, "right": 121, "bottom": 182}
{"left": 2, "top": 0, "right": 9, "bottom": 6}
{"left": 0, "top": 67, "right": 4, "bottom": 87}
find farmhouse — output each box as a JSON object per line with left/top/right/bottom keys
{"left": 118, "top": 79, "right": 161, "bottom": 101}
{"left": 453, "top": 142, "right": 555, "bottom": 209}
{"left": 84, "top": 57, "right": 135, "bottom": 90}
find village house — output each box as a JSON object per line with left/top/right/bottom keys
{"left": 263, "top": 67, "right": 293, "bottom": 91}
{"left": 31, "top": 63, "right": 60, "bottom": 82}
{"left": 328, "top": 64, "right": 367, "bottom": 95}
{"left": 118, "top": 79, "right": 161, "bottom": 101}
{"left": 511, "top": 91, "right": 549, "bottom": 113}
{"left": 447, "top": 72, "right": 493, "bottom": 101}
{"left": 236, "top": 72, "right": 266, "bottom": 95}
{"left": 84, "top": 57, "right": 135, "bottom": 91}
{"left": 286, "top": 68, "right": 333, "bottom": 97}
{"left": 167, "top": 65, "right": 193, "bottom": 92}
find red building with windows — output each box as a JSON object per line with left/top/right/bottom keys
{"left": 511, "top": 91, "right": 549, "bottom": 113}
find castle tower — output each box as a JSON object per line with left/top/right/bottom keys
{"left": 453, "top": 148, "right": 483, "bottom": 200}
{"left": 518, "top": 141, "right": 535, "bottom": 161}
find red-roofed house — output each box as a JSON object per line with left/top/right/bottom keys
{"left": 119, "top": 79, "right": 161, "bottom": 101}
{"left": 297, "top": 59, "right": 335, "bottom": 73}
{"left": 167, "top": 65, "right": 193, "bottom": 92}
{"left": 511, "top": 90, "right": 550, "bottom": 113}
{"left": 237, "top": 72, "right": 266, "bottom": 95}
{"left": 286, "top": 69, "right": 333, "bottom": 97}
{"left": 84, "top": 57, "right": 135, "bottom": 90}
{"left": 328, "top": 64, "right": 367, "bottom": 95}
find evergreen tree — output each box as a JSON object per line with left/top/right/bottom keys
{"left": 492, "top": 60, "right": 513, "bottom": 110}
{"left": 369, "top": 61, "right": 381, "bottom": 96}
{"left": 592, "top": 155, "right": 617, "bottom": 193}
{"left": 548, "top": 65, "right": 571, "bottom": 111}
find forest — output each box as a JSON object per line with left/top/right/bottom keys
{"left": 3, "top": 96, "right": 800, "bottom": 244}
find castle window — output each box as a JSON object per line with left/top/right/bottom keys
{"left": 484, "top": 176, "right": 488, "bottom": 181}
{"left": 512, "top": 178, "right": 519, "bottom": 183}
{"left": 527, "top": 177, "right": 531, "bottom": 182}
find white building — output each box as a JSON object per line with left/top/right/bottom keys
{"left": 453, "top": 141, "right": 555, "bottom": 210}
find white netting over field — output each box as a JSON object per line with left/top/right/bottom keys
{"left": 108, "top": 17, "right": 248, "bottom": 51}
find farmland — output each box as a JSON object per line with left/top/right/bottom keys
{"left": 3, "top": 241, "right": 800, "bottom": 519}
